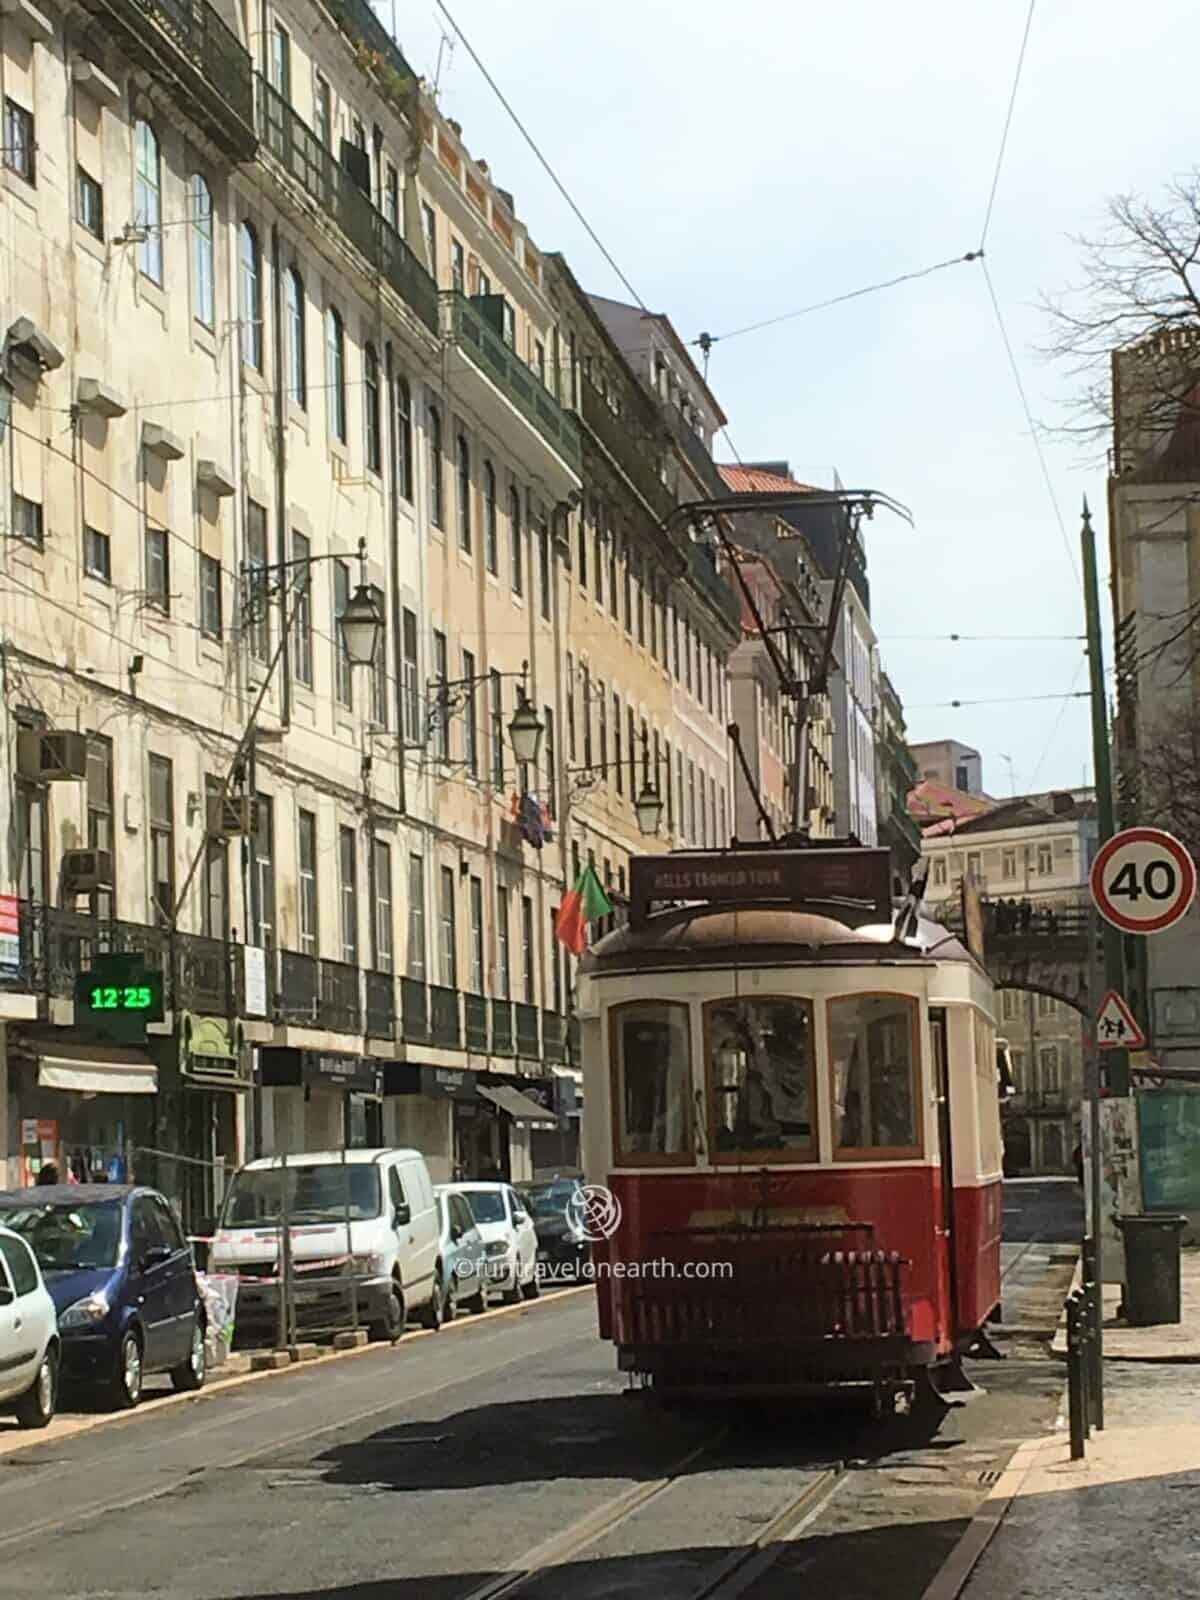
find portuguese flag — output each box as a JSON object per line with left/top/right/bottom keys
{"left": 555, "top": 866, "right": 613, "bottom": 956}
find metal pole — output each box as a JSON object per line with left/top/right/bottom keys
{"left": 342, "top": 1136, "right": 359, "bottom": 1333}
{"left": 1082, "top": 1233, "right": 1104, "bottom": 1431}
{"left": 1067, "top": 1293, "right": 1086, "bottom": 1460}
{"left": 278, "top": 1149, "right": 292, "bottom": 1353}
{"left": 1081, "top": 500, "right": 1128, "bottom": 1095}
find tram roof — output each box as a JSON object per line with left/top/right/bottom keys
{"left": 584, "top": 904, "right": 975, "bottom": 975}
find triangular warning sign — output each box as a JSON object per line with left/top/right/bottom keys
{"left": 1095, "top": 990, "right": 1146, "bottom": 1051}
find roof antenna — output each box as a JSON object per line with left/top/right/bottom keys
{"left": 697, "top": 330, "right": 713, "bottom": 380}
{"left": 433, "top": 25, "right": 455, "bottom": 98}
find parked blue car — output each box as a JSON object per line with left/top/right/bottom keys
{"left": 0, "top": 1184, "right": 206, "bottom": 1408}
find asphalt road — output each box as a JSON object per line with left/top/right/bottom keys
{"left": 0, "top": 1181, "right": 1083, "bottom": 1600}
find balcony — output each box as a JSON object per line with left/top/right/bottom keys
{"left": 515, "top": 1002, "right": 540, "bottom": 1059}
{"left": 579, "top": 377, "right": 675, "bottom": 523}
{"left": 441, "top": 291, "right": 581, "bottom": 492}
{"left": 686, "top": 542, "right": 742, "bottom": 634}
{"left": 430, "top": 984, "right": 462, "bottom": 1048}
{"left": 173, "top": 931, "right": 231, "bottom": 1014}
{"left": 320, "top": 959, "right": 362, "bottom": 1033}
{"left": 464, "top": 992, "right": 489, "bottom": 1052}
{"left": 400, "top": 977, "right": 430, "bottom": 1043}
{"left": 660, "top": 399, "right": 729, "bottom": 501}
{"left": 542, "top": 1011, "right": 566, "bottom": 1064}
{"left": 324, "top": 0, "right": 419, "bottom": 86}
{"left": 365, "top": 970, "right": 396, "bottom": 1040}
{"left": 255, "top": 77, "right": 439, "bottom": 336}
{"left": 882, "top": 799, "right": 923, "bottom": 862}
{"left": 279, "top": 951, "right": 319, "bottom": 1026}
{"left": 83, "top": 0, "right": 255, "bottom": 160}
{"left": 491, "top": 999, "right": 515, "bottom": 1056}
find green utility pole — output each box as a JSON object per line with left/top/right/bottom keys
{"left": 1081, "top": 499, "right": 1129, "bottom": 1097}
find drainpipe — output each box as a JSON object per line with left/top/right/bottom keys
{"left": 270, "top": 223, "right": 291, "bottom": 729}
{"left": 385, "top": 342, "right": 407, "bottom": 817}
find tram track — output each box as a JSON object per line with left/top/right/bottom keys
{"left": 457, "top": 1431, "right": 844, "bottom": 1600}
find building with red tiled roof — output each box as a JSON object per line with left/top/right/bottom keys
{"left": 717, "top": 464, "right": 817, "bottom": 496}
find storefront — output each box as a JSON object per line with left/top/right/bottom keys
{"left": 383, "top": 1064, "right": 471, "bottom": 1184}
{"left": 7, "top": 1029, "right": 158, "bottom": 1185}
{"left": 382, "top": 1066, "right": 554, "bottom": 1182}
{"left": 259, "top": 1047, "right": 382, "bottom": 1155}
{"left": 530, "top": 1070, "right": 583, "bottom": 1177}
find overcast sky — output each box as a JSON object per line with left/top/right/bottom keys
{"left": 390, "top": 0, "right": 1191, "bottom": 797}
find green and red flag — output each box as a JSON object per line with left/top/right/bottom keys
{"left": 555, "top": 867, "right": 613, "bottom": 956}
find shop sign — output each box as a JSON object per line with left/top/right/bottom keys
{"left": 424, "top": 1066, "right": 477, "bottom": 1099}
{"left": 243, "top": 946, "right": 269, "bottom": 1017}
{"left": 302, "top": 1052, "right": 380, "bottom": 1094}
{"left": 0, "top": 894, "right": 21, "bottom": 973}
{"left": 179, "top": 1013, "right": 248, "bottom": 1088}
{"left": 629, "top": 847, "right": 893, "bottom": 926}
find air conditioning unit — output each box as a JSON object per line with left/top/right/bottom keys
{"left": 207, "top": 794, "right": 259, "bottom": 837}
{"left": 60, "top": 849, "right": 113, "bottom": 891}
{"left": 17, "top": 729, "right": 88, "bottom": 782}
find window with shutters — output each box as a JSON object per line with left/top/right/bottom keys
{"left": 149, "top": 755, "right": 174, "bottom": 925}
{"left": 298, "top": 809, "right": 318, "bottom": 955}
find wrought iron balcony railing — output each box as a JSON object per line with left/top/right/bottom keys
{"left": 442, "top": 291, "right": 582, "bottom": 474}
{"left": 400, "top": 977, "right": 430, "bottom": 1043}
{"left": 464, "top": 992, "right": 489, "bottom": 1052}
{"left": 542, "top": 1010, "right": 566, "bottom": 1064}
{"left": 319, "top": 958, "right": 362, "bottom": 1034}
{"left": 279, "top": 950, "right": 320, "bottom": 1026}
{"left": 515, "top": 1002, "right": 540, "bottom": 1058}
{"left": 578, "top": 377, "right": 675, "bottom": 521}
{"left": 490, "top": 998, "right": 515, "bottom": 1056}
{"left": 686, "top": 541, "right": 742, "bottom": 632}
{"left": 256, "top": 76, "right": 439, "bottom": 335}
{"left": 659, "top": 398, "right": 729, "bottom": 501}
{"left": 430, "top": 983, "right": 462, "bottom": 1048}
{"left": 142, "top": 0, "right": 254, "bottom": 129}
{"left": 365, "top": 970, "right": 396, "bottom": 1039}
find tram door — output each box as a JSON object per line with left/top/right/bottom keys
{"left": 930, "top": 1008, "right": 959, "bottom": 1326}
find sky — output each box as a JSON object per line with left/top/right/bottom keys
{"left": 386, "top": 0, "right": 1196, "bottom": 798}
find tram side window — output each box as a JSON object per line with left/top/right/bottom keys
{"left": 829, "top": 995, "right": 920, "bottom": 1156}
{"left": 613, "top": 1001, "right": 692, "bottom": 1159}
{"left": 706, "top": 997, "right": 815, "bottom": 1157}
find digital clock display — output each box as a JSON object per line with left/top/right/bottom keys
{"left": 87, "top": 984, "right": 155, "bottom": 1012}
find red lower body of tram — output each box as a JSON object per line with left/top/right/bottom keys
{"left": 591, "top": 1167, "right": 1002, "bottom": 1401}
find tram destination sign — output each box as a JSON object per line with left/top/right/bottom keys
{"left": 629, "top": 848, "right": 893, "bottom": 926}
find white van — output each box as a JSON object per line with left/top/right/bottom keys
{"left": 211, "top": 1149, "right": 441, "bottom": 1341}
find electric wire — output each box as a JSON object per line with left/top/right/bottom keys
{"left": 431, "top": 0, "right": 647, "bottom": 311}
{"left": 1025, "top": 656, "right": 1089, "bottom": 791}
{"left": 907, "top": 690, "right": 1089, "bottom": 710}
{"left": 980, "top": 0, "right": 1037, "bottom": 250}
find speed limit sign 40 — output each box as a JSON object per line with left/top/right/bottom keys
{"left": 1090, "top": 827, "right": 1197, "bottom": 934}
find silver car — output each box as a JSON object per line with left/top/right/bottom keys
{"left": 434, "top": 1189, "right": 487, "bottom": 1320}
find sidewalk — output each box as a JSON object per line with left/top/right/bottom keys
{"left": 1050, "top": 1244, "right": 1200, "bottom": 1361}
{"left": 926, "top": 1248, "right": 1200, "bottom": 1600}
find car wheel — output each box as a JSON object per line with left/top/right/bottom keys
{"left": 110, "top": 1330, "right": 143, "bottom": 1410}
{"left": 371, "top": 1280, "right": 405, "bottom": 1343}
{"left": 442, "top": 1273, "right": 458, "bottom": 1325}
{"left": 171, "top": 1317, "right": 207, "bottom": 1393}
{"left": 464, "top": 1279, "right": 487, "bottom": 1314}
{"left": 15, "top": 1345, "right": 57, "bottom": 1429}
{"left": 502, "top": 1277, "right": 521, "bottom": 1306}
{"left": 421, "top": 1268, "right": 444, "bottom": 1331}
{"left": 521, "top": 1266, "right": 541, "bottom": 1300}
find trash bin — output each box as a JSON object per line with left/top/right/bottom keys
{"left": 1117, "top": 1214, "right": 1187, "bottom": 1326}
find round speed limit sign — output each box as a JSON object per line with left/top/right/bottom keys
{"left": 1090, "top": 827, "right": 1197, "bottom": 934}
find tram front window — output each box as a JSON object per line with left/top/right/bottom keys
{"left": 706, "top": 997, "right": 814, "bottom": 1158}
{"left": 829, "top": 994, "right": 920, "bottom": 1156}
{"left": 613, "top": 1001, "right": 692, "bottom": 1159}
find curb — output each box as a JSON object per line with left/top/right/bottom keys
{"left": 0, "top": 1283, "right": 591, "bottom": 1458}
{"left": 919, "top": 1437, "right": 1046, "bottom": 1600}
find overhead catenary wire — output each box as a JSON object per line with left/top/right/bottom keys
{"left": 907, "top": 690, "right": 1090, "bottom": 710}
{"left": 1025, "top": 657, "right": 1089, "bottom": 791}
{"left": 879, "top": 632, "right": 1085, "bottom": 642}
{"left": 431, "top": 0, "right": 647, "bottom": 311}
{"left": 979, "top": 0, "right": 1037, "bottom": 250}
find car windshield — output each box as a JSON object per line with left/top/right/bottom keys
{"left": 520, "top": 1184, "right": 579, "bottom": 1219}
{"left": 2, "top": 1202, "right": 124, "bottom": 1270}
{"left": 460, "top": 1190, "right": 507, "bottom": 1225}
{"left": 222, "top": 1165, "right": 382, "bottom": 1226}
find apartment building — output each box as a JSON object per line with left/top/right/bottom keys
{"left": 921, "top": 790, "right": 1098, "bottom": 1173}
{"left": 910, "top": 739, "right": 984, "bottom": 796}
{"left": 874, "top": 670, "right": 921, "bottom": 888}
{"left": 0, "top": 0, "right": 759, "bottom": 1208}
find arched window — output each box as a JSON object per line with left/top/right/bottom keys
{"left": 285, "top": 267, "right": 305, "bottom": 407}
{"left": 456, "top": 433, "right": 471, "bottom": 552}
{"left": 428, "top": 403, "right": 444, "bottom": 528}
{"left": 134, "top": 121, "right": 162, "bottom": 283}
{"left": 190, "top": 174, "right": 213, "bottom": 327}
{"left": 484, "top": 462, "right": 498, "bottom": 574}
{"left": 240, "top": 222, "right": 262, "bottom": 370}
{"left": 326, "top": 307, "right": 346, "bottom": 442}
{"left": 364, "top": 343, "right": 381, "bottom": 472}
{"left": 509, "top": 485, "right": 523, "bottom": 596}
{"left": 395, "top": 376, "right": 413, "bottom": 501}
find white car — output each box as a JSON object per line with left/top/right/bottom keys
{"left": 441, "top": 1182, "right": 539, "bottom": 1305}
{"left": 211, "top": 1149, "right": 442, "bottom": 1340}
{"left": 0, "top": 1224, "right": 59, "bottom": 1429}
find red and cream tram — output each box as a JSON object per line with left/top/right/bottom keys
{"left": 577, "top": 846, "right": 1003, "bottom": 1409}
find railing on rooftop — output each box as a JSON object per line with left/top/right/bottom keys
{"left": 325, "top": 0, "right": 419, "bottom": 89}
{"left": 442, "top": 291, "right": 582, "bottom": 475}
{"left": 686, "top": 541, "right": 742, "bottom": 632}
{"left": 660, "top": 398, "right": 729, "bottom": 500}
{"left": 256, "top": 76, "right": 439, "bottom": 335}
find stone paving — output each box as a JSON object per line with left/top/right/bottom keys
{"left": 1050, "top": 1246, "right": 1200, "bottom": 1361}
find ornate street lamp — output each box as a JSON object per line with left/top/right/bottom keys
{"left": 634, "top": 781, "right": 664, "bottom": 837}
{"left": 339, "top": 583, "right": 384, "bottom": 667}
{"left": 507, "top": 692, "right": 544, "bottom": 766}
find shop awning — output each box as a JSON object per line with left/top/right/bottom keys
{"left": 477, "top": 1084, "right": 557, "bottom": 1126}
{"left": 32, "top": 1042, "right": 158, "bottom": 1096}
